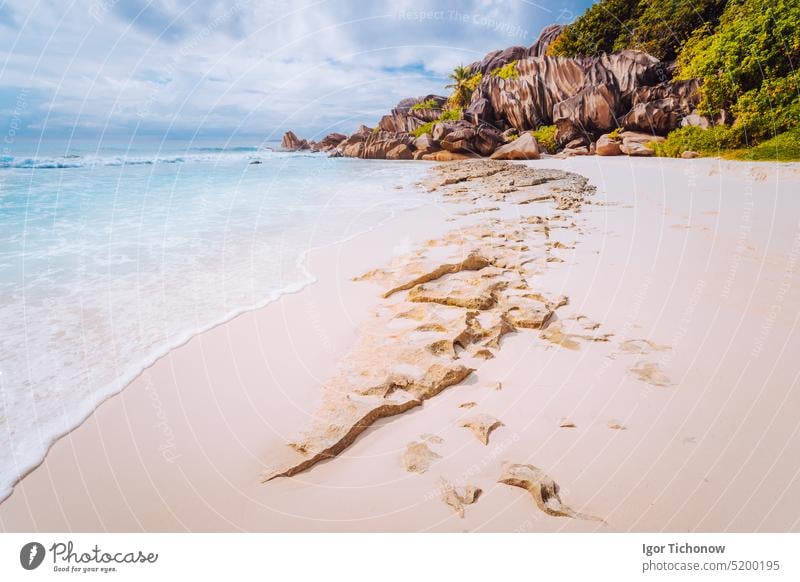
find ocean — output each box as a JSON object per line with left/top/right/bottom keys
{"left": 0, "top": 137, "right": 429, "bottom": 501}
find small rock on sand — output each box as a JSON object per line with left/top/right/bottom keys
{"left": 629, "top": 361, "right": 671, "bottom": 387}
{"left": 402, "top": 441, "right": 441, "bottom": 473}
{"left": 440, "top": 479, "right": 482, "bottom": 518}
{"left": 498, "top": 463, "right": 602, "bottom": 521}
{"left": 460, "top": 413, "right": 504, "bottom": 445}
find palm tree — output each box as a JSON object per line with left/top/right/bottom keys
{"left": 446, "top": 65, "right": 473, "bottom": 107}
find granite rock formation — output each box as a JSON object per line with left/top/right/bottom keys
{"left": 282, "top": 23, "right": 703, "bottom": 159}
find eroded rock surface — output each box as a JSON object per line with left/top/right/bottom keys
{"left": 264, "top": 162, "right": 595, "bottom": 482}
{"left": 402, "top": 441, "right": 441, "bottom": 473}
{"left": 440, "top": 479, "right": 482, "bottom": 518}
{"left": 499, "top": 463, "right": 602, "bottom": 521}
{"left": 461, "top": 413, "right": 504, "bottom": 445}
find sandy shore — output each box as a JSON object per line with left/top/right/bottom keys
{"left": 2, "top": 157, "right": 799, "bottom": 532}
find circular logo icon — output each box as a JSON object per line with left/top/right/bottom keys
{"left": 19, "top": 542, "right": 46, "bottom": 570}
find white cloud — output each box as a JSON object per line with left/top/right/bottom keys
{"left": 0, "top": 0, "right": 581, "bottom": 138}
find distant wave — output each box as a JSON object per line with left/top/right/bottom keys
{"left": 0, "top": 147, "right": 292, "bottom": 170}
{"left": 186, "top": 146, "right": 266, "bottom": 153}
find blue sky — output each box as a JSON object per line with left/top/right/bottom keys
{"left": 0, "top": 0, "right": 591, "bottom": 143}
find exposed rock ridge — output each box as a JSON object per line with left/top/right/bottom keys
{"left": 262, "top": 161, "right": 594, "bottom": 482}
{"left": 282, "top": 24, "right": 706, "bottom": 160}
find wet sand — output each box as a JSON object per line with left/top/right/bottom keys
{"left": 2, "top": 157, "right": 799, "bottom": 532}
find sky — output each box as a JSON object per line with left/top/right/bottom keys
{"left": 0, "top": 0, "right": 592, "bottom": 143}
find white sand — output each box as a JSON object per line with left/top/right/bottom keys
{"left": 1, "top": 157, "right": 799, "bottom": 532}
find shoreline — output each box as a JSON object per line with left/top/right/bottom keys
{"left": 0, "top": 160, "right": 433, "bottom": 507}
{"left": 2, "top": 157, "right": 799, "bottom": 532}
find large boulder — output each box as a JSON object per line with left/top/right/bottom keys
{"left": 473, "top": 123, "right": 503, "bottom": 156}
{"left": 464, "top": 97, "right": 494, "bottom": 126}
{"left": 441, "top": 124, "right": 477, "bottom": 153}
{"left": 431, "top": 121, "right": 500, "bottom": 156}
{"left": 622, "top": 79, "right": 701, "bottom": 134}
{"left": 386, "top": 143, "right": 414, "bottom": 160}
{"left": 596, "top": 133, "right": 623, "bottom": 156}
{"left": 421, "top": 150, "right": 479, "bottom": 161}
{"left": 467, "top": 45, "right": 530, "bottom": 76}
{"left": 528, "top": 24, "right": 564, "bottom": 57}
{"left": 681, "top": 110, "right": 712, "bottom": 129}
{"left": 618, "top": 131, "right": 665, "bottom": 156}
{"left": 361, "top": 130, "right": 415, "bottom": 159}
{"left": 413, "top": 133, "right": 439, "bottom": 154}
{"left": 489, "top": 132, "right": 540, "bottom": 160}
{"left": 622, "top": 98, "right": 682, "bottom": 134}
{"left": 553, "top": 84, "right": 619, "bottom": 145}
{"left": 281, "top": 131, "right": 309, "bottom": 151}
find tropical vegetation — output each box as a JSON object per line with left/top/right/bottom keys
{"left": 548, "top": 0, "right": 799, "bottom": 158}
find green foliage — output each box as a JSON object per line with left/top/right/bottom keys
{"left": 614, "top": 0, "right": 726, "bottom": 61}
{"left": 446, "top": 66, "right": 483, "bottom": 108}
{"left": 548, "top": 0, "right": 725, "bottom": 61}
{"left": 732, "top": 127, "right": 800, "bottom": 160}
{"left": 505, "top": 132, "right": 520, "bottom": 141}
{"left": 732, "top": 71, "right": 800, "bottom": 139}
{"left": 650, "top": 125, "right": 745, "bottom": 157}
{"left": 677, "top": 0, "right": 800, "bottom": 140}
{"left": 447, "top": 71, "right": 483, "bottom": 108}
{"left": 548, "top": 0, "right": 799, "bottom": 147}
{"left": 411, "top": 122, "right": 435, "bottom": 138}
{"left": 547, "top": 0, "right": 639, "bottom": 57}
{"left": 532, "top": 125, "right": 558, "bottom": 154}
{"left": 492, "top": 60, "right": 519, "bottom": 80}
{"left": 410, "top": 99, "right": 440, "bottom": 112}
{"left": 410, "top": 107, "right": 463, "bottom": 138}
{"left": 654, "top": 126, "right": 800, "bottom": 161}
{"left": 439, "top": 107, "right": 462, "bottom": 122}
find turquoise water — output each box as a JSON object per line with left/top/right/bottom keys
{"left": 0, "top": 138, "right": 428, "bottom": 501}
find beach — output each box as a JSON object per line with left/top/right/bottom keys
{"left": 2, "top": 157, "right": 799, "bottom": 532}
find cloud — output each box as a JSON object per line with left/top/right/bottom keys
{"left": 0, "top": 0, "right": 590, "bottom": 140}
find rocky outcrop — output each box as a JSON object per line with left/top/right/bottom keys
{"left": 529, "top": 24, "right": 564, "bottom": 57}
{"left": 378, "top": 94, "right": 447, "bottom": 134}
{"left": 468, "top": 45, "right": 530, "bottom": 76}
{"left": 314, "top": 132, "right": 347, "bottom": 152}
{"left": 281, "top": 131, "right": 309, "bottom": 151}
{"left": 621, "top": 81, "right": 700, "bottom": 134}
{"left": 468, "top": 50, "right": 671, "bottom": 141}
{"left": 422, "top": 121, "right": 503, "bottom": 157}
{"left": 490, "top": 132, "right": 540, "bottom": 160}
{"left": 466, "top": 24, "right": 565, "bottom": 75}
{"left": 283, "top": 23, "right": 701, "bottom": 160}
{"left": 332, "top": 125, "right": 373, "bottom": 158}
{"left": 360, "top": 130, "right": 415, "bottom": 160}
